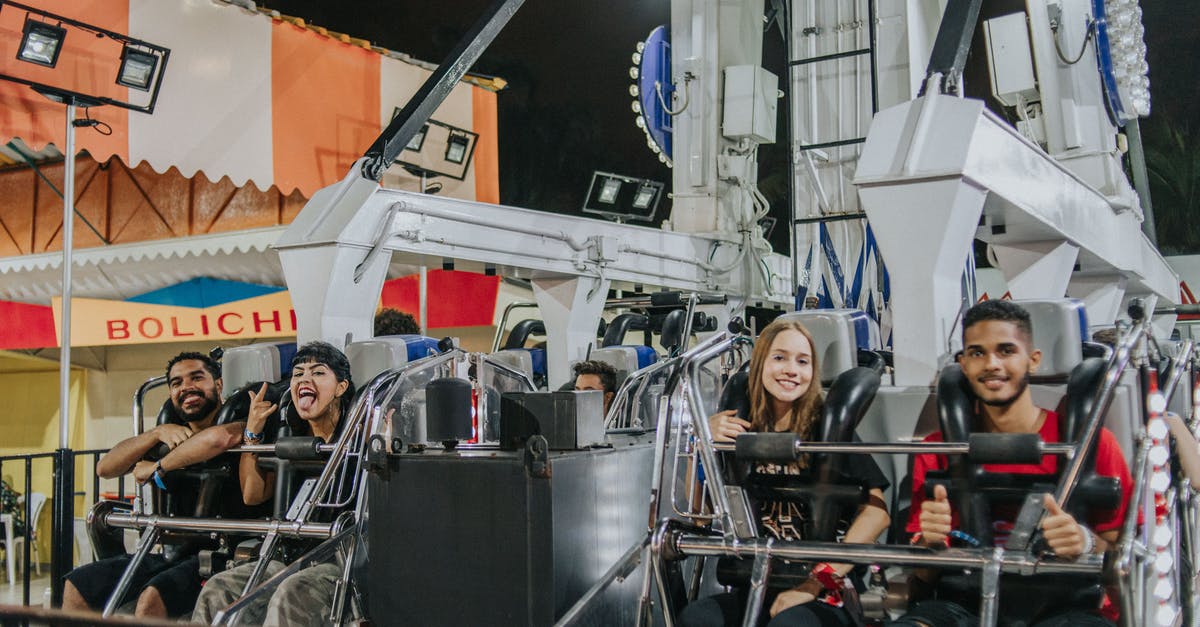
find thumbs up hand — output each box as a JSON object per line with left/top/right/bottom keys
{"left": 1040, "top": 493, "right": 1089, "bottom": 559}
{"left": 918, "top": 484, "right": 953, "bottom": 547}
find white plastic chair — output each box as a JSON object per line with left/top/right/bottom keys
{"left": 13, "top": 493, "right": 46, "bottom": 575}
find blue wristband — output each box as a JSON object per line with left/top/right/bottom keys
{"left": 151, "top": 462, "right": 167, "bottom": 490}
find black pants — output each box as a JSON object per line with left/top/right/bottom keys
{"left": 680, "top": 591, "right": 856, "bottom": 627}
{"left": 890, "top": 600, "right": 1115, "bottom": 627}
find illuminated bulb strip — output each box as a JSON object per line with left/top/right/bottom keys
{"left": 1101, "top": 0, "right": 1151, "bottom": 117}
{"left": 1145, "top": 381, "right": 1179, "bottom": 626}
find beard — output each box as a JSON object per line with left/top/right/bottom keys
{"left": 978, "top": 371, "right": 1031, "bottom": 408}
{"left": 175, "top": 392, "right": 219, "bottom": 422}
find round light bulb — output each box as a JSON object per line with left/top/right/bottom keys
{"left": 631, "top": 52, "right": 642, "bottom": 65}
{"left": 1151, "top": 471, "right": 1170, "bottom": 492}
{"left": 1150, "top": 445, "right": 1170, "bottom": 466}
{"left": 1154, "top": 525, "right": 1174, "bottom": 547}
{"left": 1155, "top": 551, "right": 1174, "bottom": 574}
{"left": 629, "top": 84, "right": 639, "bottom": 97}
{"left": 1149, "top": 419, "right": 1168, "bottom": 440}
{"left": 1154, "top": 577, "right": 1174, "bottom": 601}
{"left": 1149, "top": 393, "right": 1167, "bottom": 413}
{"left": 1156, "top": 605, "right": 1177, "bottom": 627}
{"left": 631, "top": 101, "right": 641, "bottom": 113}
{"left": 635, "top": 116, "right": 645, "bottom": 129}
{"left": 629, "top": 67, "right": 639, "bottom": 80}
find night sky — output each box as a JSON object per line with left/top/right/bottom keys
{"left": 262, "top": 1, "right": 1197, "bottom": 256}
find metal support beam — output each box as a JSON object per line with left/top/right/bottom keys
{"left": 919, "top": 0, "right": 984, "bottom": 95}
{"left": 360, "top": 0, "right": 524, "bottom": 181}
{"left": 51, "top": 448, "right": 74, "bottom": 606}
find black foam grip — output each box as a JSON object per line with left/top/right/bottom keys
{"left": 1074, "top": 474, "right": 1122, "bottom": 510}
{"left": 734, "top": 432, "right": 799, "bottom": 462}
{"left": 275, "top": 436, "right": 322, "bottom": 460}
{"left": 649, "top": 292, "right": 684, "bottom": 307}
{"left": 967, "top": 433, "right": 1042, "bottom": 464}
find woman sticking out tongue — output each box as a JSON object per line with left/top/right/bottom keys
{"left": 239, "top": 341, "right": 355, "bottom": 506}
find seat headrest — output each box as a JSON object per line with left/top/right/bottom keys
{"left": 588, "top": 346, "right": 658, "bottom": 386}
{"left": 936, "top": 365, "right": 974, "bottom": 443}
{"left": 503, "top": 319, "right": 545, "bottom": 350}
{"left": 222, "top": 343, "right": 288, "bottom": 398}
{"left": 602, "top": 313, "right": 650, "bottom": 347}
{"left": 818, "top": 367, "right": 881, "bottom": 444}
{"left": 1011, "top": 299, "right": 1088, "bottom": 378}
{"left": 776, "top": 309, "right": 877, "bottom": 383}
{"left": 717, "top": 367, "right": 751, "bottom": 419}
{"left": 489, "top": 349, "right": 547, "bottom": 382}
{"left": 347, "top": 334, "right": 441, "bottom": 383}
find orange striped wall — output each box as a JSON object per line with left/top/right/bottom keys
{"left": 270, "top": 18, "right": 381, "bottom": 197}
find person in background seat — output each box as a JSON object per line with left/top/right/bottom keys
{"left": 573, "top": 359, "right": 618, "bottom": 415}
{"left": 374, "top": 307, "right": 420, "bottom": 336}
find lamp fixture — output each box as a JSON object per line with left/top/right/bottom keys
{"left": 2, "top": 1, "right": 171, "bottom": 114}
{"left": 390, "top": 116, "right": 478, "bottom": 181}
{"left": 445, "top": 132, "right": 470, "bottom": 164}
{"left": 17, "top": 17, "right": 66, "bottom": 68}
{"left": 116, "top": 45, "right": 159, "bottom": 91}
{"left": 407, "top": 124, "right": 428, "bottom": 151}
{"left": 583, "top": 171, "right": 664, "bottom": 223}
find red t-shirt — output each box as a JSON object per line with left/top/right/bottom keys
{"left": 905, "top": 410, "right": 1134, "bottom": 620}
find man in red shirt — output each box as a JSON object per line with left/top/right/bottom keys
{"left": 896, "top": 300, "right": 1132, "bottom": 627}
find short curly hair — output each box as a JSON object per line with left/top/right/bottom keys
{"left": 374, "top": 308, "right": 420, "bottom": 336}
{"left": 572, "top": 360, "right": 617, "bottom": 394}
{"left": 165, "top": 352, "right": 220, "bottom": 380}
{"left": 962, "top": 300, "right": 1033, "bottom": 345}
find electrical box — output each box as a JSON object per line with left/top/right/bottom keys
{"left": 722, "top": 65, "right": 777, "bottom": 143}
{"left": 983, "top": 12, "right": 1040, "bottom": 107}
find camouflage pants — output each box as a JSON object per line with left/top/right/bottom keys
{"left": 191, "top": 560, "right": 341, "bottom": 626}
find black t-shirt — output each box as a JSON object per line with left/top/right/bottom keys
{"left": 750, "top": 435, "right": 889, "bottom": 541}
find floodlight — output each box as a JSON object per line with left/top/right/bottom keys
{"left": 445, "top": 132, "right": 470, "bottom": 164}
{"left": 582, "top": 171, "right": 664, "bottom": 223}
{"left": 17, "top": 18, "right": 65, "bottom": 68}
{"left": 631, "top": 183, "right": 657, "bottom": 209}
{"left": 407, "top": 124, "right": 428, "bottom": 151}
{"left": 598, "top": 178, "right": 622, "bottom": 204}
{"left": 390, "top": 118, "right": 478, "bottom": 181}
{"left": 116, "top": 46, "right": 158, "bottom": 91}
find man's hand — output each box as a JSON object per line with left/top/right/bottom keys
{"left": 133, "top": 460, "right": 158, "bottom": 484}
{"left": 154, "top": 423, "right": 193, "bottom": 450}
{"left": 708, "top": 409, "right": 752, "bottom": 442}
{"left": 1041, "top": 493, "right": 1088, "bottom": 559}
{"left": 919, "top": 484, "right": 953, "bottom": 547}
{"left": 768, "top": 582, "right": 819, "bottom": 617}
{"left": 246, "top": 383, "right": 277, "bottom": 434}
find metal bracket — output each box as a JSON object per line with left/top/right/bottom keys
{"left": 524, "top": 435, "right": 551, "bottom": 478}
